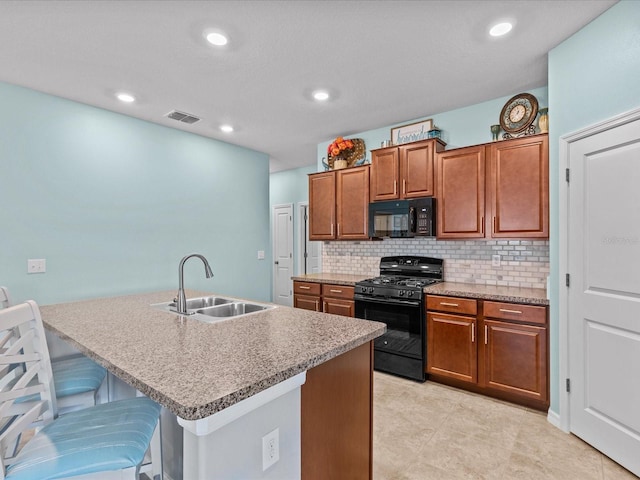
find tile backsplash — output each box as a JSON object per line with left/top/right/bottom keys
{"left": 322, "top": 238, "right": 549, "bottom": 289}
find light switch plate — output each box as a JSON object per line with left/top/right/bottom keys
{"left": 257, "top": 250, "right": 265, "bottom": 260}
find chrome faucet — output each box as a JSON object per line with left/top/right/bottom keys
{"left": 175, "top": 254, "right": 214, "bottom": 315}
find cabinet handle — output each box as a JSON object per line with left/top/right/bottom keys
{"left": 330, "top": 289, "right": 343, "bottom": 293}
{"left": 481, "top": 216, "right": 484, "bottom": 234}
{"left": 493, "top": 216, "right": 497, "bottom": 233}
{"left": 337, "top": 223, "right": 341, "bottom": 236}
{"left": 471, "top": 323, "right": 475, "bottom": 343}
{"left": 331, "top": 223, "right": 334, "bottom": 236}
{"left": 499, "top": 308, "right": 523, "bottom": 314}
{"left": 440, "top": 302, "right": 459, "bottom": 307}
{"left": 394, "top": 180, "right": 397, "bottom": 195}
{"left": 322, "top": 301, "right": 327, "bottom": 311}
{"left": 403, "top": 179, "right": 406, "bottom": 195}
{"left": 484, "top": 325, "right": 488, "bottom": 345}
{"left": 299, "top": 285, "right": 311, "bottom": 290}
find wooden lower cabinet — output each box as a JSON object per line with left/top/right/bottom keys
{"left": 322, "top": 284, "right": 355, "bottom": 317}
{"left": 426, "top": 311, "right": 477, "bottom": 383}
{"left": 481, "top": 319, "right": 547, "bottom": 404}
{"left": 293, "top": 281, "right": 321, "bottom": 312}
{"left": 302, "top": 341, "right": 373, "bottom": 480}
{"left": 293, "top": 281, "right": 355, "bottom": 317}
{"left": 426, "top": 295, "right": 549, "bottom": 409}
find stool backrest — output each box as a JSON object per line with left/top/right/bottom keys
{"left": 0, "top": 288, "right": 10, "bottom": 309}
{"left": 0, "top": 301, "right": 56, "bottom": 472}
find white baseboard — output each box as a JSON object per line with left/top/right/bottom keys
{"left": 547, "top": 408, "right": 563, "bottom": 430}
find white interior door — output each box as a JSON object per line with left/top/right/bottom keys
{"left": 297, "top": 203, "right": 322, "bottom": 275}
{"left": 566, "top": 112, "right": 640, "bottom": 476}
{"left": 272, "top": 204, "right": 293, "bottom": 306}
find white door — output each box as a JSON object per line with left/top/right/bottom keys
{"left": 297, "top": 203, "right": 322, "bottom": 275}
{"left": 272, "top": 204, "right": 293, "bottom": 306}
{"left": 566, "top": 111, "right": 640, "bottom": 476}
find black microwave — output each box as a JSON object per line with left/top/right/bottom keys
{"left": 369, "top": 198, "right": 436, "bottom": 238}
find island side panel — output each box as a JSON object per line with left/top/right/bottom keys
{"left": 301, "top": 341, "right": 373, "bottom": 480}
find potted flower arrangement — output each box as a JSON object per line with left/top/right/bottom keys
{"left": 327, "top": 136, "right": 355, "bottom": 169}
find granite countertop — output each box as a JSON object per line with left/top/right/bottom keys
{"left": 40, "top": 290, "right": 385, "bottom": 421}
{"left": 423, "top": 282, "right": 549, "bottom": 306}
{"left": 293, "top": 274, "right": 548, "bottom": 306}
{"left": 291, "top": 273, "right": 370, "bottom": 286}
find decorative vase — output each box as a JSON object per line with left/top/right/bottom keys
{"left": 490, "top": 124, "right": 501, "bottom": 142}
{"left": 538, "top": 108, "right": 549, "bottom": 133}
{"left": 333, "top": 157, "right": 348, "bottom": 170}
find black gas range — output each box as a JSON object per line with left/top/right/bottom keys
{"left": 354, "top": 256, "right": 443, "bottom": 381}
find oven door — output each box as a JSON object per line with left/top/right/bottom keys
{"left": 354, "top": 295, "right": 423, "bottom": 359}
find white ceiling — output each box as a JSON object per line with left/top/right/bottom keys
{"left": 0, "top": 0, "right": 616, "bottom": 172}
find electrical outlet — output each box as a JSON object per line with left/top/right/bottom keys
{"left": 27, "top": 259, "right": 46, "bottom": 274}
{"left": 257, "top": 250, "right": 265, "bottom": 260}
{"left": 492, "top": 255, "right": 501, "bottom": 267}
{"left": 262, "top": 428, "right": 279, "bottom": 471}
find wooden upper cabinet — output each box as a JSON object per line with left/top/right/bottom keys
{"left": 370, "top": 148, "right": 399, "bottom": 201}
{"left": 371, "top": 139, "right": 445, "bottom": 201}
{"left": 309, "top": 166, "right": 369, "bottom": 241}
{"left": 489, "top": 135, "right": 549, "bottom": 238}
{"left": 309, "top": 171, "right": 336, "bottom": 240}
{"left": 401, "top": 139, "right": 445, "bottom": 198}
{"left": 336, "top": 165, "right": 370, "bottom": 240}
{"left": 436, "top": 145, "right": 486, "bottom": 239}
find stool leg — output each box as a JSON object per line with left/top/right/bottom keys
{"left": 150, "top": 417, "right": 163, "bottom": 480}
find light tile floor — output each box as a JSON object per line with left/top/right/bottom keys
{"left": 373, "top": 372, "right": 638, "bottom": 480}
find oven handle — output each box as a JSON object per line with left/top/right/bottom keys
{"left": 354, "top": 294, "right": 421, "bottom": 307}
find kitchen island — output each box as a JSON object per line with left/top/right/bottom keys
{"left": 40, "top": 290, "right": 385, "bottom": 480}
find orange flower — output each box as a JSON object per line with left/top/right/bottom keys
{"left": 328, "top": 136, "right": 356, "bottom": 158}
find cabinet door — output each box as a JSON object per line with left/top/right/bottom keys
{"left": 426, "top": 312, "right": 477, "bottom": 383}
{"left": 481, "top": 319, "right": 548, "bottom": 403}
{"left": 489, "top": 135, "right": 549, "bottom": 238}
{"left": 294, "top": 294, "right": 322, "bottom": 312}
{"left": 309, "top": 172, "right": 336, "bottom": 240}
{"left": 336, "top": 166, "right": 370, "bottom": 240}
{"left": 371, "top": 148, "right": 399, "bottom": 201}
{"left": 400, "top": 139, "right": 444, "bottom": 198}
{"left": 436, "top": 146, "right": 486, "bottom": 239}
{"left": 323, "top": 298, "right": 355, "bottom": 317}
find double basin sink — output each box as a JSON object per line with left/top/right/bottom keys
{"left": 153, "top": 296, "right": 276, "bottom": 323}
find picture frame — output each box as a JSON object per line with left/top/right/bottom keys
{"left": 390, "top": 118, "right": 433, "bottom": 145}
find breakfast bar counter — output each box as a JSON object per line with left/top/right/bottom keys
{"left": 40, "top": 290, "right": 385, "bottom": 479}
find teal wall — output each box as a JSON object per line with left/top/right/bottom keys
{"left": 316, "top": 86, "right": 549, "bottom": 169}
{"left": 0, "top": 82, "right": 271, "bottom": 305}
{"left": 270, "top": 164, "right": 316, "bottom": 276}
{"left": 548, "top": 0, "right": 640, "bottom": 415}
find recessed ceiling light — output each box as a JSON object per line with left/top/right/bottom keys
{"left": 220, "top": 124, "right": 234, "bottom": 133}
{"left": 116, "top": 92, "right": 135, "bottom": 103}
{"left": 489, "top": 22, "right": 513, "bottom": 37}
{"left": 206, "top": 32, "right": 229, "bottom": 46}
{"left": 313, "top": 90, "right": 330, "bottom": 101}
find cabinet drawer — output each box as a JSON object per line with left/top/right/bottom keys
{"left": 427, "top": 295, "right": 477, "bottom": 315}
{"left": 294, "top": 282, "right": 321, "bottom": 296}
{"left": 483, "top": 301, "right": 546, "bottom": 325}
{"left": 322, "top": 284, "right": 355, "bottom": 300}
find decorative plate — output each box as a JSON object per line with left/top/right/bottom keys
{"left": 499, "top": 93, "right": 539, "bottom": 134}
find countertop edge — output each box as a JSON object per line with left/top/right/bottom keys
{"left": 44, "top": 318, "right": 385, "bottom": 420}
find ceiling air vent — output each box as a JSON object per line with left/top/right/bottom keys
{"left": 165, "top": 110, "right": 201, "bottom": 124}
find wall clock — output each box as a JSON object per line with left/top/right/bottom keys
{"left": 499, "top": 93, "right": 539, "bottom": 135}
